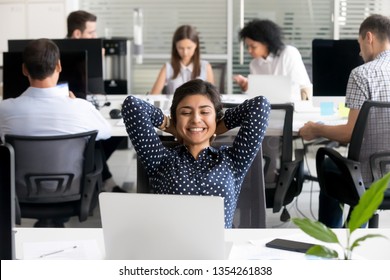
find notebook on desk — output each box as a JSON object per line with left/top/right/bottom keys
{"left": 246, "top": 74, "right": 299, "bottom": 104}
{"left": 99, "top": 192, "right": 227, "bottom": 260}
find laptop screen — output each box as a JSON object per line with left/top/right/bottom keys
{"left": 99, "top": 193, "right": 226, "bottom": 260}
{"left": 246, "top": 74, "right": 298, "bottom": 104}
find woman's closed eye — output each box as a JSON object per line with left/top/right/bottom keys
{"left": 180, "top": 111, "right": 192, "bottom": 116}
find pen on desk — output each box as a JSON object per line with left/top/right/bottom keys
{"left": 39, "top": 245, "right": 78, "bottom": 258}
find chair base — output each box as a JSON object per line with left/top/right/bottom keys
{"left": 33, "top": 218, "right": 68, "bottom": 228}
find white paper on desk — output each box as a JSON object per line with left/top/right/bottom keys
{"left": 23, "top": 240, "right": 103, "bottom": 260}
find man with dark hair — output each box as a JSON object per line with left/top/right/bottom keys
{"left": 0, "top": 39, "right": 111, "bottom": 226}
{"left": 299, "top": 14, "right": 390, "bottom": 227}
{"left": 0, "top": 38, "right": 110, "bottom": 139}
{"left": 66, "top": 10, "right": 97, "bottom": 39}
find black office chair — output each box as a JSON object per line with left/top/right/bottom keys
{"left": 210, "top": 62, "right": 227, "bottom": 94}
{"left": 263, "top": 103, "right": 305, "bottom": 221}
{"left": 136, "top": 140, "right": 267, "bottom": 228}
{"left": 4, "top": 130, "right": 103, "bottom": 227}
{"left": 316, "top": 100, "right": 390, "bottom": 228}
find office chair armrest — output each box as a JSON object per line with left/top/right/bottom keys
{"left": 272, "top": 148, "right": 305, "bottom": 212}
{"left": 316, "top": 147, "right": 365, "bottom": 204}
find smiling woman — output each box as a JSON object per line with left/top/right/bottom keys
{"left": 121, "top": 79, "right": 270, "bottom": 228}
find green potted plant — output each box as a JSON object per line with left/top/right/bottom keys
{"left": 292, "top": 172, "right": 390, "bottom": 260}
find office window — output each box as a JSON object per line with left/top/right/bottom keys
{"left": 232, "top": 0, "right": 386, "bottom": 94}
{"left": 79, "top": 0, "right": 228, "bottom": 94}
{"left": 79, "top": 0, "right": 388, "bottom": 94}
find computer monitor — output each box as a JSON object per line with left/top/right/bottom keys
{"left": 312, "top": 39, "right": 364, "bottom": 105}
{"left": 0, "top": 144, "right": 15, "bottom": 260}
{"left": 2, "top": 51, "right": 88, "bottom": 99}
{"left": 8, "top": 38, "right": 104, "bottom": 94}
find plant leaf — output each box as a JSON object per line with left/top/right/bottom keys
{"left": 348, "top": 172, "right": 390, "bottom": 232}
{"left": 292, "top": 218, "right": 339, "bottom": 243}
{"left": 306, "top": 245, "right": 339, "bottom": 259}
{"left": 350, "top": 234, "right": 388, "bottom": 251}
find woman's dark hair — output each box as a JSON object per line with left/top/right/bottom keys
{"left": 170, "top": 79, "right": 223, "bottom": 124}
{"left": 23, "top": 38, "right": 60, "bottom": 80}
{"left": 171, "top": 25, "right": 201, "bottom": 79}
{"left": 239, "top": 19, "right": 285, "bottom": 56}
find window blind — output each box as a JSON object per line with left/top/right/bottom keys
{"left": 79, "top": 0, "right": 388, "bottom": 94}
{"left": 79, "top": 0, "right": 228, "bottom": 94}
{"left": 231, "top": 0, "right": 386, "bottom": 94}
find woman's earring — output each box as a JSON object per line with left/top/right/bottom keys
{"left": 210, "top": 134, "right": 217, "bottom": 144}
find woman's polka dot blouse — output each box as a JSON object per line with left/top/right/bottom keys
{"left": 122, "top": 95, "right": 270, "bottom": 228}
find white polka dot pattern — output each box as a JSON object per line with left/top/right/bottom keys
{"left": 122, "top": 95, "right": 270, "bottom": 228}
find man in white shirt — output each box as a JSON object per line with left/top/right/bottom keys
{"left": 0, "top": 38, "right": 112, "bottom": 226}
{"left": 0, "top": 38, "right": 111, "bottom": 141}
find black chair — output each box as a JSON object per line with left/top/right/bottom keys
{"left": 0, "top": 144, "right": 15, "bottom": 259}
{"left": 136, "top": 140, "right": 267, "bottom": 228}
{"left": 4, "top": 130, "right": 103, "bottom": 227}
{"left": 210, "top": 62, "right": 227, "bottom": 94}
{"left": 263, "top": 103, "right": 305, "bottom": 221}
{"left": 316, "top": 100, "right": 390, "bottom": 228}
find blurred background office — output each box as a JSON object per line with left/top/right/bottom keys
{"left": 1, "top": 0, "right": 390, "bottom": 96}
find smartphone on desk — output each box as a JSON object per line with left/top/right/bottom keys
{"left": 265, "top": 238, "right": 316, "bottom": 253}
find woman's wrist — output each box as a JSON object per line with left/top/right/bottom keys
{"left": 159, "top": 115, "right": 171, "bottom": 131}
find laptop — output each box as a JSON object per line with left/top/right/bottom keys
{"left": 99, "top": 192, "right": 226, "bottom": 260}
{"left": 246, "top": 74, "right": 300, "bottom": 104}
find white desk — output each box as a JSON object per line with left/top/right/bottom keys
{"left": 13, "top": 227, "right": 390, "bottom": 260}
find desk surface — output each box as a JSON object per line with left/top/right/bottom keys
{"left": 14, "top": 227, "right": 390, "bottom": 260}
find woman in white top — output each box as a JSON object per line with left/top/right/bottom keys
{"left": 150, "top": 25, "right": 215, "bottom": 95}
{"left": 234, "top": 19, "right": 312, "bottom": 100}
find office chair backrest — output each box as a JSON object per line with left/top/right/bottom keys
{"left": 348, "top": 101, "right": 390, "bottom": 185}
{"left": 263, "top": 103, "right": 304, "bottom": 214}
{"left": 4, "top": 130, "right": 100, "bottom": 223}
{"left": 136, "top": 139, "right": 266, "bottom": 228}
{"left": 210, "top": 62, "right": 227, "bottom": 94}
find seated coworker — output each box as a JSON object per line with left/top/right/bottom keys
{"left": 234, "top": 19, "right": 312, "bottom": 100}
{"left": 66, "top": 10, "right": 97, "bottom": 39}
{"left": 0, "top": 38, "right": 111, "bottom": 226}
{"left": 122, "top": 79, "right": 270, "bottom": 228}
{"left": 150, "top": 25, "right": 215, "bottom": 95}
{"left": 299, "top": 14, "right": 390, "bottom": 228}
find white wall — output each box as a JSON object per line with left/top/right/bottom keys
{"left": 0, "top": 0, "right": 77, "bottom": 65}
